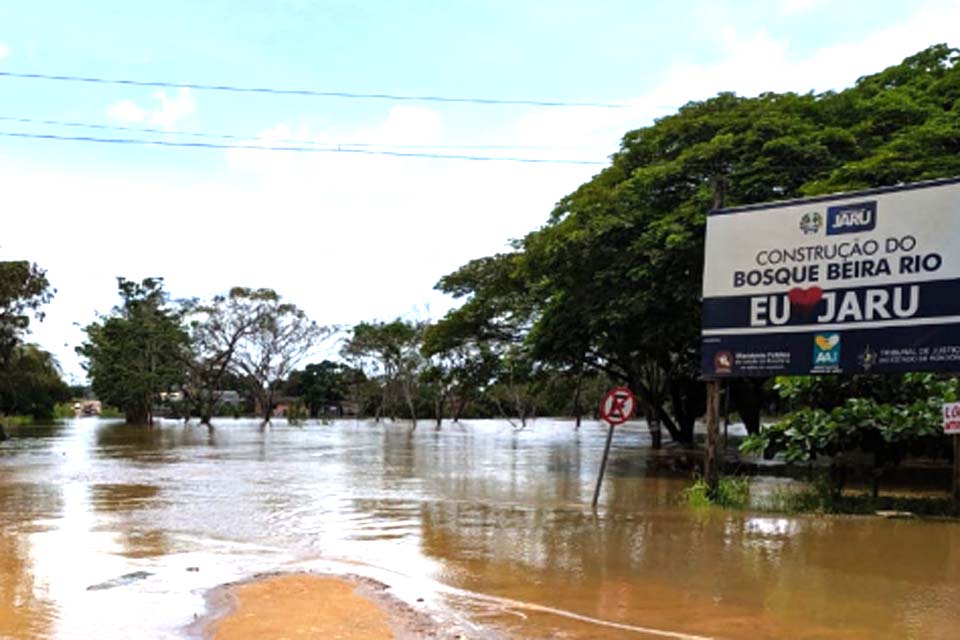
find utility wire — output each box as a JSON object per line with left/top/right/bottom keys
{"left": 0, "top": 130, "right": 608, "bottom": 165}
{"left": 0, "top": 115, "right": 610, "bottom": 151}
{"left": 0, "top": 71, "right": 629, "bottom": 109}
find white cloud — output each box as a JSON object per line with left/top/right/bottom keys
{"left": 106, "top": 100, "right": 147, "bottom": 123}
{"left": 106, "top": 88, "right": 196, "bottom": 129}
{"left": 0, "top": 43, "right": 8, "bottom": 59}
{"left": 780, "top": 0, "right": 825, "bottom": 15}
{"left": 150, "top": 89, "right": 196, "bottom": 129}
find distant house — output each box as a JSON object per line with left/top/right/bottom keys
{"left": 75, "top": 400, "right": 102, "bottom": 417}
{"left": 215, "top": 390, "right": 241, "bottom": 405}
{"left": 335, "top": 400, "right": 359, "bottom": 416}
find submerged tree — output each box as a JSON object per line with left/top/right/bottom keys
{"left": 182, "top": 288, "right": 270, "bottom": 426}
{"left": 231, "top": 289, "right": 326, "bottom": 425}
{"left": 342, "top": 319, "right": 425, "bottom": 427}
{"left": 284, "top": 360, "right": 359, "bottom": 418}
{"left": 78, "top": 278, "right": 187, "bottom": 425}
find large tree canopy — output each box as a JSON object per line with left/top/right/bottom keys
{"left": 434, "top": 44, "right": 960, "bottom": 444}
{"left": 0, "top": 261, "right": 54, "bottom": 366}
{"left": 78, "top": 278, "right": 188, "bottom": 425}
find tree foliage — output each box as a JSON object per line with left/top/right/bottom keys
{"left": 742, "top": 374, "right": 957, "bottom": 495}
{"left": 432, "top": 44, "right": 960, "bottom": 444}
{"left": 284, "top": 360, "right": 361, "bottom": 418}
{"left": 230, "top": 289, "right": 327, "bottom": 423}
{"left": 342, "top": 319, "right": 425, "bottom": 425}
{"left": 77, "top": 278, "right": 187, "bottom": 425}
{"left": 182, "top": 287, "right": 271, "bottom": 425}
{"left": 0, "top": 261, "right": 53, "bottom": 366}
{"left": 0, "top": 345, "right": 69, "bottom": 420}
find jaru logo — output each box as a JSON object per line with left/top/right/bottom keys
{"left": 827, "top": 201, "right": 877, "bottom": 235}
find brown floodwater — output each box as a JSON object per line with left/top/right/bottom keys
{"left": 1, "top": 418, "right": 958, "bottom": 639}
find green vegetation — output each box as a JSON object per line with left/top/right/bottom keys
{"left": 283, "top": 361, "right": 360, "bottom": 419}
{"left": 687, "top": 475, "right": 956, "bottom": 517}
{"left": 5, "top": 44, "right": 960, "bottom": 466}
{"left": 742, "top": 374, "right": 958, "bottom": 497}
{"left": 683, "top": 476, "right": 752, "bottom": 509}
{"left": 431, "top": 44, "right": 960, "bottom": 445}
{"left": 0, "top": 261, "right": 68, "bottom": 433}
{"left": 77, "top": 278, "right": 188, "bottom": 425}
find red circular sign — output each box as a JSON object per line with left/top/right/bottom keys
{"left": 599, "top": 387, "right": 637, "bottom": 426}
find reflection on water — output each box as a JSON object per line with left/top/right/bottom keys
{"left": 1, "top": 418, "right": 959, "bottom": 639}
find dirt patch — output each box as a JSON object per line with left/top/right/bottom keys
{"left": 193, "top": 572, "right": 480, "bottom": 640}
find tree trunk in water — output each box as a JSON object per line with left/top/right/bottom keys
{"left": 404, "top": 384, "right": 417, "bottom": 430}
{"left": 657, "top": 406, "right": 683, "bottom": 443}
{"left": 125, "top": 405, "right": 149, "bottom": 426}
{"left": 829, "top": 457, "right": 846, "bottom": 503}
{"left": 572, "top": 372, "right": 583, "bottom": 429}
{"left": 668, "top": 379, "right": 704, "bottom": 445}
{"left": 434, "top": 394, "right": 443, "bottom": 429}
{"left": 648, "top": 416, "right": 662, "bottom": 450}
{"left": 453, "top": 396, "right": 467, "bottom": 423}
{"left": 731, "top": 379, "right": 764, "bottom": 435}
{"left": 0, "top": 424, "right": 7, "bottom": 441}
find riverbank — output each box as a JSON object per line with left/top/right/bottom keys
{"left": 197, "top": 573, "right": 461, "bottom": 640}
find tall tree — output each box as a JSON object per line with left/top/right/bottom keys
{"left": 342, "top": 320, "right": 425, "bottom": 426}
{"left": 0, "top": 261, "right": 53, "bottom": 367}
{"left": 433, "top": 44, "right": 960, "bottom": 445}
{"left": 77, "top": 278, "right": 187, "bottom": 425}
{"left": 0, "top": 345, "right": 70, "bottom": 420}
{"left": 182, "top": 288, "right": 269, "bottom": 426}
{"left": 285, "top": 360, "right": 357, "bottom": 418}
{"left": 230, "top": 289, "right": 326, "bottom": 425}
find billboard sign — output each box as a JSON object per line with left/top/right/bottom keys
{"left": 701, "top": 177, "right": 960, "bottom": 377}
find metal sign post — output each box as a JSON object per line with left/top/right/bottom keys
{"left": 944, "top": 402, "right": 960, "bottom": 514}
{"left": 592, "top": 387, "right": 636, "bottom": 509}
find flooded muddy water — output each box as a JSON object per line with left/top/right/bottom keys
{"left": 1, "top": 418, "right": 958, "bottom": 639}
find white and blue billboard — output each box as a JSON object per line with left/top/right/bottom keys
{"left": 701, "top": 177, "right": 960, "bottom": 377}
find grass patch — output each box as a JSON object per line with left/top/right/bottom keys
{"left": 683, "top": 476, "right": 751, "bottom": 509}
{"left": 683, "top": 474, "right": 957, "bottom": 517}
{"left": 769, "top": 482, "right": 955, "bottom": 516}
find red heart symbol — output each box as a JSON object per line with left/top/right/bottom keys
{"left": 788, "top": 286, "right": 823, "bottom": 311}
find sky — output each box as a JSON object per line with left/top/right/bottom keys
{"left": 1, "top": 0, "right": 958, "bottom": 382}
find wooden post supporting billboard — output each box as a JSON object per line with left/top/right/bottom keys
{"left": 945, "top": 402, "right": 960, "bottom": 514}
{"left": 953, "top": 436, "right": 960, "bottom": 516}
{"left": 704, "top": 380, "right": 721, "bottom": 497}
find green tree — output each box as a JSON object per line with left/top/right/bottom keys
{"left": 285, "top": 360, "right": 358, "bottom": 418}
{"left": 0, "top": 261, "right": 53, "bottom": 366}
{"left": 77, "top": 278, "right": 188, "bottom": 425}
{"left": 0, "top": 345, "right": 70, "bottom": 420}
{"left": 434, "top": 44, "right": 960, "bottom": 445}
{"left": 342, "top": 320, "right": 425, "bottom": 426}
{"left": 230, "top": 290, "right": 326, "bottom": 425}
{"left": 182, "top": 287, "right": 272, "bottom": 426}
{"left": 742, "top": 374, "right": 958, "bottom": 498}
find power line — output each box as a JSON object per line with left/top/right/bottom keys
{"left": 0, "top": 115, "right": 611, "bottom": 152}
{"left": 0, "top": 71, "right": 629, "bottom": 109}
{"left": 0, "top": 130, "right": 608, "bottom": 165}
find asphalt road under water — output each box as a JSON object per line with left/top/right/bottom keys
{"left": 2, "top": 418, "right": 958, "bottom": 639}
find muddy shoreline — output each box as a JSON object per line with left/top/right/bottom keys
{"left": 188, "top": 571, "right": 490, "bottom": 640}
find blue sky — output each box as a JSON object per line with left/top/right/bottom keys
{"left": 1, "top": 0, "right": 957, "bottom": 380}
